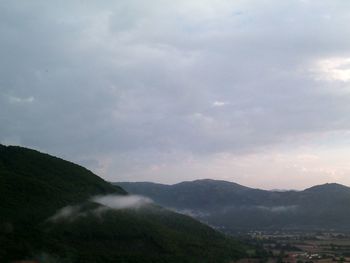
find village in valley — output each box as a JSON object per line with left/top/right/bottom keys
{"left": 237, "top": 231, "right": 350, "bottom": 263}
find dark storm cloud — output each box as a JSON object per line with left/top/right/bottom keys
{"left": 1, "top": 0, "right": 350, "bottom": 185}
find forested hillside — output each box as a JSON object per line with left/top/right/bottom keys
{"left": 0, "top": 145, "right": 244, "bottom": 263}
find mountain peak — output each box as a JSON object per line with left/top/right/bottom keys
{"left": 175, "top": 179, "right": 250, "bottom": 189}
{"left": 304, "top": 183, "right": 350, "bottom": 192}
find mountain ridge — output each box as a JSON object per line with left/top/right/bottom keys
{"left": 304, "top": 182, "right": 350, "bottom": 192}
{"left": 119, "top": 179, "right": 350, "bottom": 192}
{"left": 116, "top": 179, "right": 350, "bottom": 232}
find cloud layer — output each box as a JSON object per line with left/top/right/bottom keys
{"left": 49, "top": 195, "right": 153, "bottom": 222}
{"left": 1, "top": 1, "right": 350, "bottom": 189}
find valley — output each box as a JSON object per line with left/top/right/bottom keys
{"left": 241, "top": 231, "right": 350, "bottom": 263}
{"left": 2, "top": 145, "right": 350, "bottom": 263}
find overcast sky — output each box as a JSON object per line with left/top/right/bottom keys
{"left": 1, "top": 0, "right": 350, "bottom": 189}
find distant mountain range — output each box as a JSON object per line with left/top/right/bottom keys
{"left": 116, "top": 179, "right": 350, "bottom": 232}
{"left": 0, "top": 145, "right": 244, "bottom": 263}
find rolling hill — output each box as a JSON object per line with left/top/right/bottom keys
{"left": 117, "top": 179, "right": 350, "bottom": 232}
{"left": 0, "top": 145, "right": 245, "bottom": 263}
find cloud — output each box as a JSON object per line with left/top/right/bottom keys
{"left": 314, "top": 57, "right": 350, "bottom": 82}
{"left": 1, "top": 1, "right": 350, "bottom": 188}
{"left": 48, "top": 205, "right": 84, "bottom": 222}
{"left": 48, "top": 195, "right": 153, "bottom": 222}
{"left": 212, "top": 101, "right": 228, "bottom": 107}
{"left": 8, "top": 96, "right": 34, "bottom": 104}
{"left": 92, "top": 195, "right": 153, "bottom": 210}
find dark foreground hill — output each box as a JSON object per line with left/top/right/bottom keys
{"left": 0, "top": 145, "right": 245, "bottom": 263}
{"left": 117, "top": 179, "right": 350, "bottom": 232}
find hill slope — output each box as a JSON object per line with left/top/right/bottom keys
{"left": 0, "top": 145, "right": 244, "bottom": 263}
{"left": 117, "top": 179, "right": 350, "bottom": 232}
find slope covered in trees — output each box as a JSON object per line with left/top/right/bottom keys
{"left": 0, "top": 145, "right": 245, "bottom": 262}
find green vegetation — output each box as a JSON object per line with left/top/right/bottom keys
{"left": 0, "top": 145, "right": 245, "bottom": 262}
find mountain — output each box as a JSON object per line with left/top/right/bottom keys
{"left": 116, "top": 179, "right": 350, "bottom": 232}
{"left": 0, "top": 145, "right": 245, "bottom": 263}
{"left": 118, "top": 179, "right": 264, "bottom": 210}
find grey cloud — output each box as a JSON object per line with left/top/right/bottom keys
{"left": 49, "top": 195, "right": 153, "bottom": 222}
{"left": 1, "top": 1, "right": 350, "bottom": 183}
{"left": 48, "top": 205, "right": 85, "bottom": 222}
{"left": 92, "top": 195, "right": 153, "bottom": 210}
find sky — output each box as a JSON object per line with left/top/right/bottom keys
{"left": 1, "top": 0, "right": 350, "bottom": 190}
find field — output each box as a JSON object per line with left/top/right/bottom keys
{"left": 238, "top": 231, "right": 350, "bottom": 263}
